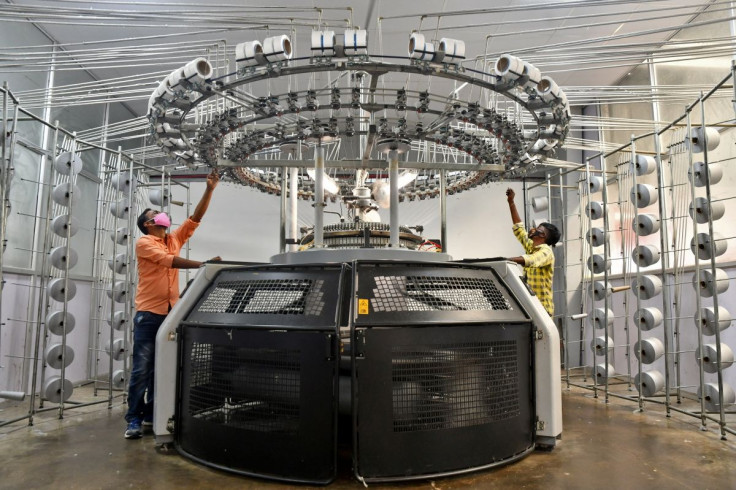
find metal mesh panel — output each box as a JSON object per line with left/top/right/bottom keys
{"left": 391, "top": 341, "right": 520, "bottom": 432}
{"left": 187, "top": 342, "right": 301, "bottom": 433}
{"left": 197, "top": 279, "right": 325, "bottom": 316}
{"left": 372, "top": 275, "right": 511, "bottom": 312}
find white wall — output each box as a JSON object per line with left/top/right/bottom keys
{"left": 168, "top": 180, "right": 528, "bottom": 267}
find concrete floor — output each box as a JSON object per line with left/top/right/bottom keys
{"left": 1, "top": 386, "right": 735, "bottom": 489}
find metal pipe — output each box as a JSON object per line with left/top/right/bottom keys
{"left": 279, "top": 170, "right": 287, "bottom": 254}
{"left": 289, "top": 167, "right": 299, "bottom": 252}
{"left": 440, "top": 169, "right": 447, "bottom": 254}
{"left": 388, "top": 150, "right": 400, "bottom": 248}
{"left": 313, "top": 145, "right": 325, "bottom": 248}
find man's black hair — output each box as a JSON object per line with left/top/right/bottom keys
{"left": 539, "top": 222, "right": 561, "bottom": 247}
{"left": 137, "top": 208, "right": 152, "bottom": 235}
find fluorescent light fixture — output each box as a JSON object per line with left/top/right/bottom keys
{"left": 397, "top": 170, "right": 418, "bottom": 189}
{"left": 306, "top": 168, "right": 340, "bottom": 195}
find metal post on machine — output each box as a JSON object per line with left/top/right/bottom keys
{"left": 314, "top": 145, "right": 326, "bottom": 248}
{"left": 388, "top": 150, "right": 399, "bottom": 248}
{"left": 440, "top": 169, "right": 447, "bottom": 254}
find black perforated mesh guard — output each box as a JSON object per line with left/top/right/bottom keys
{"left": 187, "top": 342, "right": 302, "bottom": 433}
{"left": 354, "top": 262, "right": 527, "bottom": 325}
{"left": 354, "top": 322, "right": 534, "bottom": 480}
{"left": 185, "top": 265, "right": 343, "bottom": 329}
{"left": 391, "top": 340, "right": 521, "bottom": 433}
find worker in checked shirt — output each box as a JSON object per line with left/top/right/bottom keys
{"left": 505, "top": 188, "right": 560, "bottom": 317}
{"left": 124, "top": 170, "right": 221, "bottom": 439}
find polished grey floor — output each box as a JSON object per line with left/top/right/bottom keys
{"left": 1, "top": 385, "right": 734, "bottom": 489}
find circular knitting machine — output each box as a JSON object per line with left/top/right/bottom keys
{"left": 149, "top": 30, "right": 568, "bottom": 484}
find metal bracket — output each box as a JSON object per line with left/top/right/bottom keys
{"left": 354, "top": 329, "right": 366, "bottom": 358}
{"left": 534, "top": 329, "right": 544, "bottom": 340}
{"left": 166, "top": 417, "right": 175, "bottom": 433}
{"left": 536, "top": 419, "right": 545, "bottom": 431}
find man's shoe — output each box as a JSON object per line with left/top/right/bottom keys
{"left": 125, "top": 420, "right": 142, "bottom": 439}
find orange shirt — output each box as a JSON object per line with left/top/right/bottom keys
{"left": 134, "top": 218, "right": 199, "bottom": 315}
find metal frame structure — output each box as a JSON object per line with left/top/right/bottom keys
{"left": 0, "top": 85, "right": 193, "bottom": 427}
{"left": 561, "top": 64, "right": 736, "bottom": 439}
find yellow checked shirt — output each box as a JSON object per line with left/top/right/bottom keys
{"left": 512, "top": 222, "right": 555, "bottom": 316}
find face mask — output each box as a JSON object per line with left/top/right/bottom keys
{"left": 152, "top": 212, "right": 171, "bottom": 228}
{"left": 529, "top": 228, "right": 544, "bottom": 239}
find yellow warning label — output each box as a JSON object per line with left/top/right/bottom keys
{"left": 358, "top": 299, "right": 369, "bottom": 315}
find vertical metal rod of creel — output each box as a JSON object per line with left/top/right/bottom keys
{"left": 732, "top": 60, "right": 736, "bottom": 117}
{"left": 584, "top": 161, "right": 595, "bottom": 391}
{"left": 109, "top": 151, "right": 121, "bottom": 407}
{"left": 600, "top": 155, "right": 612, "bottom": 403}
{"left": 289, "top": 167, "right": 298, "bottom": 252}
{"left": 653, "top": 122, "right": 673, "bottom": 417}
{"left": 389, "top": 150, "right": 400, "bottom": 248}
{"left": 667, "top": 140, "right": 684, "bottom": 405}
{"left": 0, "top": 102, "right": 19, "bottom": 332}
{"left": 123, "top": 153, "right": 136, "bottom": 398}
{"left": 91, "top": 155, "right": 106, "bottom": 398}
{"left": 618, "top": 160, "right": 632, "bottom": 388}
{"left": 279, "top": 169, "right": 287, "bottom": 254}
{"left": 699, "top": 93, "right": 727, "bottom": 439}
{"left": 58, "top": 134, "right": 79, "bottom": 419}
{"left": 558, "top": 170, "right": 567, "bottom": 372}
{"left": 649, "top": 57, "right": 676, "bottom": 413}
{"left": 545, "top": 174, "right": 554, "bottom": 336}
{"left": 577, "top": 175, "right": 587, "bottom": 373}
{"left": 313, "top": 145, "right": 325, "bottom": 248}
{"left": 90, "top": 102, "right": 109, "bottom": 397}
{"left": 685, "top": 110, "right": 708, "bottom": 429}
{"left": 0, "top": 84, "right": 9, "bottom": 372}
{"left": 652, "top": 53, "right": 681, "bottom": 405}
{"left": 29, "top": 124, "right": 59, "bottom": 424}
{"left": 732, "top": 1, "right": 736, "bottom": 115}
{"left": 1, "top": 84, "right": 6, "bottom": 204}
{"left": 630, "top": 137, "right": 644, "bottom": 412}
{"left": 0, "top": 85, "right": 7, "bottom": 340}
{"left": 38, "top": 130, "right": 64, "bottom": 409}
{"left": 0, "top": 99, "right": 18, "bottom": 400}
{"left": 440, "top": 169, "right": 447, "bottom": 254}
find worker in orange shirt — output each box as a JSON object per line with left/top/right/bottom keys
{"left": 124, "top": 170, "right": 220, "bottom": 439}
